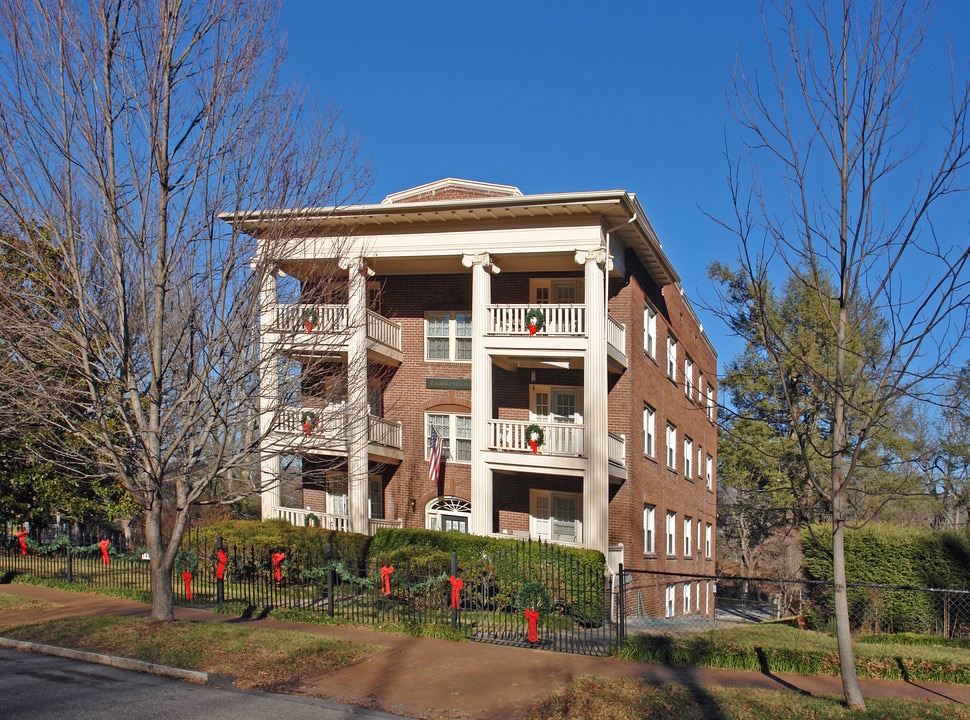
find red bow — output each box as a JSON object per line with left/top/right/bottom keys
{"left": 16, "top": 530, "right": 27, "bottom": 556}
{"left": 525, "top": 609, "right": 540, "bottom": 643}
{"left": 216, "top": 549, "right": 227, "bottom": 580}
{"left": 529, "top": 438, "right": 538, "bottom": 454}
{"left": 181, "top": 571, "right": 193, "bottom": 600}
{"left": 98, "top": 539, "right": 111, "bottom": 565}
{"left": 272, "top": 552, "right": 285, "bottom": 582}
{"left": 380, "top": 565, "right": 394, "bottom": 596}
{"left": 449, "top": 575, "right": 463, "bottom": 609}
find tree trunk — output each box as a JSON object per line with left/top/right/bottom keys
{"left": 143, "top": 505, "right": 175, "bottom": 622}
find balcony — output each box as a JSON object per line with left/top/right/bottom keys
{"left": 273, "top": 506, "right": 404, "bottom": 535}
{"left": 484, "top": 419, "right": 628, "bottom": 479}
{"left": 271, "top": 303, "right": 403, "bottom": 365}
{"left": 269, "top": 405, "right": 404, "bottom": 463}
{"left": 485, "top": 304, "right": 626, "bottom": 371}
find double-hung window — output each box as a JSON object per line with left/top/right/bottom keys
{"left": 644, "top": 304, "right": 657, "bottom": 358}
{"left": 684, "top": 357, "right": 694, "bottom": 399}
{"left": 666, "top": 423, "right": 677, "bottom": 470}
{"left": 684, "top": 436, "right": 693, "bottom": 478}
{"left": 705, "top": 523, "right": 713, "bottom": 558}
{"left": 425, "top": 312, "right": 472, "bottom": 362}
{"left": 667, "top": 335, "right": 677, "bottom": 381}
{"left": 643, "top": 404, "right": 656, "bottom": 457}
{"left": 426, "top": 412, "right": 471, "bottom": 463}
{"left": 666, "top": 510, "right": 677, "bottom": 556}
{"left": 643, "top": 504, "right": 656, "bottom": 554}
{"left": 706, "top": 454, "right": 714, "bottom": 489}
{"left": 684, "top": 516, "right": 693, "bottom": 556}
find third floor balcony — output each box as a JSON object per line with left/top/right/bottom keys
{"left": 270, "top": 303, "right": 403, "bottom": 365}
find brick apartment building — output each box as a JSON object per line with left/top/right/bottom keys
{"left": 225, "top": 178, "right": 717, "bottom": 617}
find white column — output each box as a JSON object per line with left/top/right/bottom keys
{"left": 342, "top": 256, "right": 372, "bottom": 535}
{"left": 257, "top": 260, "right": 281, "bottom": 520}
{"left": 463, "top": 252, "right": 499, "bottom": 536}
{"left": 576, "top": 248, "right": 611, "bottom": 556}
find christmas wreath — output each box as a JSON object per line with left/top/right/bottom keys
{"left": 175, "top": 549, "right": 199, "bottom": 574}
{"left": 524, "top": 307, "right": 545, "bottom": 334}
{"left": 526, "top": 423, "right": 544, "bottom": 451}
{"left": 301, "top": 306, "right": 319, "bottom": 332}
{"left": 301, "top": 410, "right": 317, "bottom": 435}
{"left": 304, "top": 513, "right": 320, "bottom": 528}
{"left": 515, "top": 580, "right": 553, "bottom": 614}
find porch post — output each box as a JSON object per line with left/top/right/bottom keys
{"left": 463, "top": 252, "right": 499, "bottom": 536}
{"left": 256, "top": 258, "right": 281, "bottom": 520}
{"left": 576, "top": 248, "right": 611, "bottom": 556}
{"left": 342, "top": 256, "right": 372, "bottom": 535}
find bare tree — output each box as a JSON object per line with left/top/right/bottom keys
{"left": 0, "top": 0, "right": 367, "bottom": 621}
{"left": 712, "top": 0, "right": 970, "bottom": 709}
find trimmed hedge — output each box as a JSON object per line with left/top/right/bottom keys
{"left": 802, "top": 523, "right": 970, "bottom": 635}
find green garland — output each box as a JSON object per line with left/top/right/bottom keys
{"left": 525, "top": 307, "right": 545, "bottom": 331}
{"left": 526, "top": 423, "right": 545, "bottom": 448}
{"left": 301, "top": 410, "right": 317, "bottom": 428}
{"left": 515, "top": 580, "right": 553, "bottom": 614}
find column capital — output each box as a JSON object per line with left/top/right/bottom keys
{"left": 461, "top": 252, "right": 501, "bottom": 274}
{"left": 574, "top": 247, "right": 612, "bottom": 271}
{"left": 337, "top": 256, "right": 374, "bottom": 277}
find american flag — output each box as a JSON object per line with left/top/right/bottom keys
{"left": 428, "top": 425, "right": 444, "bottom": 485}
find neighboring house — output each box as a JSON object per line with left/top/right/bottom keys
{"left": 225, "top": 178, "right": 717, "bottom": 616}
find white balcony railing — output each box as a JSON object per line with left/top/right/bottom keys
{"left": 272, "top": 506, "right": 404, "bottom": 535}
{"left": 486, "top": 419, "right": 585, "bottom": 456}
{"left": 607, "top": 314, "right": 625, "bottom": 353}
{"left": 486, "top": 304, "right": 586, "bottom": 336}
{"left": 608, "top": 432, "right": 626, "bottom": 467}
{"left": 273, "top": 303, "right": 402, "bottom": 354}
{"left": 276, "top": 405, "right": 402, "bottom": 450}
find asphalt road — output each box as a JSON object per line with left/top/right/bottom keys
{"left": 0, "top": 647, "right": 412, "bottom": 720}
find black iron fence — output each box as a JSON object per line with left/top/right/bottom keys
{"left": 0, "top": 523, "right": 622, "bottom": 656}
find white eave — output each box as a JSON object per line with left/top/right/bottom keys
{"left": 221, "top": 189, "right": 681, "bottom": 287}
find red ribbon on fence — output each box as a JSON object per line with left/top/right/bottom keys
{"left": 98, "top": 539, "right": 111, "bottom": 565}
{"left": 272, "top": 552, "right": 285, "bottom": 582}
{"left": 16, "top": 530, "right": 27, "bottom": 556}
{"left": 181, "top": 571, "right": 193, "bottom": 600}
{"left": 216, "top": 549, "right": 227, "bottom": 580}
{"left": 525, "top": 609, "right": 540, "bottom": 643}
{"left": 380, "top": 565, "right": 394, "bottom": 596}
{"left": 449, "top": 575, "right": 463, "bottom": 609}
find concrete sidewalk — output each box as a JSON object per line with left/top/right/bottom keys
{"left": 2, "top": 583, "right": 969, "bottom": 719}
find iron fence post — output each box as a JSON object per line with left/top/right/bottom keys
{"left": 216, "top": 536, "right": 224, "bottom": 605}
{"left": 618, "top": 563, "right": 625, "bottom": 645}
{"left": 451, "top": 552, "right": 458, "bottom": 629}
{"left": 66, "top": 541, "right": 73, "bottom": 584}
{"left": 326, "top": 543, "right": 334, "bottom": 618}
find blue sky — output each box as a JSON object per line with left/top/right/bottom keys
{"left": 277, "top": 0, "right": 970, "bottom": 368}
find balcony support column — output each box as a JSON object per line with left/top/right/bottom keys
{"left": 256, "top": 259, "right": 281, "bottom": 520}
{"left": 576, "top": 248, "right": 612, "bottom": 556}
{"left": 463, "top": 253, "right": 500, "bottom": 535}
{"left": 341, "top": 256, "right": 373, "bottom": 535}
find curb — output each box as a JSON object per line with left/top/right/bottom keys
{"left": 0, "top": 635, "right": 209, "bottom": 684}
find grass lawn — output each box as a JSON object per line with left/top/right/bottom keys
{"left": 0, "top": 593, "right": 55, "bottom": 611}
{"left": 0, "top": 616, "right": 382, "bottom": 691}
{"left": 525, "top": 676, "right": 970, "bottom": 720}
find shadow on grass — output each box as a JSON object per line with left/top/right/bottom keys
{"left": 895, "top": 656, "right": 965, "bottom": 704}
{"left": 755, "top": 647, "right": 810, "bottom": 695}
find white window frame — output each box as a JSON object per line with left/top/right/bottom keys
{"left": 684, "top": 516, "right": 693, "bottom": 556}
{"left": 424, "top": 311, "right": 472, "bottom": 362}
{"left": 666, "top": 423, "right": 677, "bottom": 470}
{"left": 697, "top": 446, "right": 704, "bottom": 480}
{"left": 530, "top": 277, "right": 584, "bottom": 304}
{"left": 706, "top": 385, "right": 715, "bottom": 421}
{"left": 426, "top": 496, "right": 471, "bottom": 533}
{"left": 666, "top": 510, "right": 677, "bottom": 556}
{"left": 705, "top": 523, "right": 713, "bottom": 558}
{"left": 426, "top": 412, "right": 472, "bottom": 463}
{"left": 684, "top": 582, "right": 692, "bottom": 614}
{"left": 665, "top": 584, "right": 676, "bottom": 618}
{"left": 643, "top": 404, "right": 655, "bottom": 457}
{"left": 326, "top": 471, "right": 348, "bottom": 517}
{"left": 667, "top": 335, "right": 677, "bottom": 381}
{"left": 644, "top": 304, "right": 657, "bottom": 359}
{"left": 684, "top": 356, "right": 694, "bottom": 399}
{"left": 706, "top": 454, "right": 714, "bottom": 489}
{"left": 368, "top": 475, "right": 383, "bottom": 520}
{"left": 530, "top": 384, "right": 583, "bottom": 424}
{"left": 643, "top": 504, "right": 656, "bottom": 554}
{"left": 684, "top": 436, "right": 693, "bottom": 478}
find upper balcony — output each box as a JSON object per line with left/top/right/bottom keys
{"left": 266, "top": 404, "right": 404, "bottom": 464}
{"left": 269, "top": 303, "right": 403, "bottom": 365}
{"left": 485, "top": 304, "right": 627, "bottom": 372}
{"left": 485, "top": 419, "right": 627, "bottom": 480}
